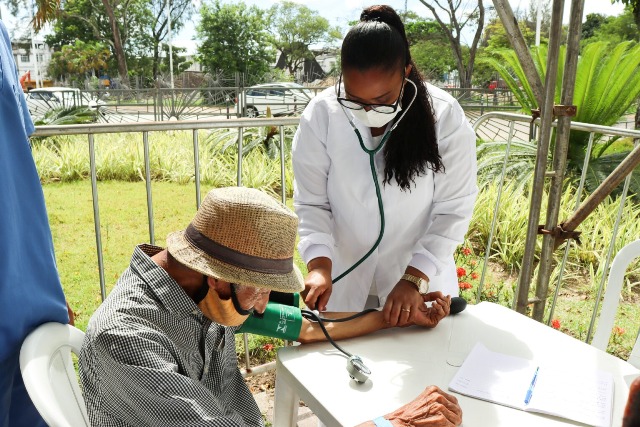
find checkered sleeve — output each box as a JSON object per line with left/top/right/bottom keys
{"left": 84, "top": 327, "right": 249, "bottom": 426}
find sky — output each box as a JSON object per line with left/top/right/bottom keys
{"left": 0, "top": 0, "right": 627, "bottom": 53}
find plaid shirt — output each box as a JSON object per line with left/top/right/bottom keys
{"left": 79, "top": 245, "right": 263, "bottom": 427}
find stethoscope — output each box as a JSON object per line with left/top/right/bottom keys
{"left": 332, "top": 78, "right": 417, "bottom": 284}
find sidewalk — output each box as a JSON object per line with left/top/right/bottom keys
{"left": 253, "top": 390, "right": 319, "bottom": 427}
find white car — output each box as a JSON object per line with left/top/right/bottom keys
{"left": 243, "top": 82, "right": 315, "bottom": 117}
{"left": 26, "top": 87, "right": 104, "bottom": 120}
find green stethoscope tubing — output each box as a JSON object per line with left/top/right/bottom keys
{"left": 331, "top": 128, "right": 391, "bottom": 284}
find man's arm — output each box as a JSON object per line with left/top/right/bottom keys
{"left": 297, "top": 291, "right": 450, "bottom": 344}
{"left": 355, "top": 386, "right": 462, "bottom": 427}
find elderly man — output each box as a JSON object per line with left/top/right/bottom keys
{"left": 79, "top": 186, "right": 461, "bottom": 426}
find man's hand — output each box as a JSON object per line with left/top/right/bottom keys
{"left": 67, "top": 301, "right": 75, "bottom": 326}
{"left": 386, "top": 386, "right": 462, "bottom": 426}
{"left": 411, "top": 292, "right": 450, "bottom": 329}
{"left": 356, "top": 386, "right": 462, "bottom": 427}
{"left": 303, "top": 257, "right": 332, "bottom": 311}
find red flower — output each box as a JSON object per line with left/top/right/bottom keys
{"left": 456, "top": 267, "right": 467, "bottom": 278}
{"left": 551, "top": 319, "right": 561, "bottom": 330}
{"left": 471, "top": 272, "right": 479, "bottom": 280}
{"left": 262, "top": 343, "right": 274, "bottom": 352}
{"left": 462, "top": 247, "right": 472, "bottom": 256}
{"left": 613, "top": 326, "right": 625, "bottom": 336}
{"left": 458, "top": 282, "right": 472, "bottom": 290}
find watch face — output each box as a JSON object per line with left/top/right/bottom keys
{"left": 419, "top": 280, "right": 429, "bottom": 294}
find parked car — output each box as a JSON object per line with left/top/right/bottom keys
{"left": 243, "top": 82, "right": 315, "bottom": 117}
{"left": 26, "top": 87, "right": 104, "bottom": 120}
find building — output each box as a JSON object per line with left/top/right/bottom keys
{"left": 11, "top": 37, "right": 53, "bottom": 90}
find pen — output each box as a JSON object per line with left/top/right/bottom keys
{"left": 524, "top": 367, "right": 539, "bottom": 404}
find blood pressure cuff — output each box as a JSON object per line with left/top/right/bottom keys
{"left": 237, "top": 300, "right": 303, "bottom": 341}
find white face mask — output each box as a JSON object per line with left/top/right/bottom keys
{"left": 351, "top": 104, "right": 402, "bottom": 128}
{"left": 348, "top": 78, "right": 417, "bottom": 130}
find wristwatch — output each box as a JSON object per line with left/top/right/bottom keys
{"left": 401, "top": 273, "right": 430, "bottom": 295}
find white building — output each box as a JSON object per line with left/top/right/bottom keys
{"left": 11, "top": 37, "right": 53, "bottom": 86}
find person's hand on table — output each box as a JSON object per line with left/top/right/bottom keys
{"left": 410, "top": 292, "right": 450, "bottom": 329}
{"left": 357, "top": 386, "right": 462, "bottom": 426}
{"left": 384, "top": 277, "right": 451, "bottom": 327}
{"left": 303, "top": 257, "right": 333, "bottom": 311}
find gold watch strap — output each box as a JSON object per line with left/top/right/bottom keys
{"left": 401, "top": 273, "right": 428, "bottom": 291}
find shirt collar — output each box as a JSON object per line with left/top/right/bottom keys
{"left": 129, "top": 244, "right": 205, "bottom": 321}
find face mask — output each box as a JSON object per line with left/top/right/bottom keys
{"left": 348, "top": 78, "right": 417, "bottom": 130}
{"left": 351, "top": 105, "right": 402, "bottom": 128}
{"left": 198, "top": 280, "right": 250, "bottom": 326}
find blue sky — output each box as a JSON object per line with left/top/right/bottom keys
{"left": 1, "top": 0, "right": 626, "bottom": 53}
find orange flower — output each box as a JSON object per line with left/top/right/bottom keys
{"left": 462, "top": 247, "right": 472, "bottom": 256}
{"left": 470, "top": 259, "right": 478, "bottom": 266}
{"left": 458, "top": 282, "right": 472, "bottom": 290}
{"left": 551, "top": 319, "right": 561, "bottom": 330}
{"left": 613, "top": 326, "right": 625, "bottom": 336}
{"left": 471, "top": 272, "right": 479, "bottom": 280}
{"left": 456, "top": 267, "right": 467, "bottom": 278}
{"left": 262, "top": 343, "right": 274, "bottom": 352}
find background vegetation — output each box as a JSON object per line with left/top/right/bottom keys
{"left": 34, "top": 128, "right": 640, "bottom": 362}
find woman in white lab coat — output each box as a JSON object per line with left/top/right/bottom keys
{"left": 292, "top": 5, "right": 477, "bottom": 326}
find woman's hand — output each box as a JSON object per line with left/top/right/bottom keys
{"left": 303, "top": 257, "right": 332, "bottom": 311}
{"left": 383, "top": 279, "right": 428, "bottom": 326}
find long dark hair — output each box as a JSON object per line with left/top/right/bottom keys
{"left": 341, "top": 5, "right": 443, "bottom": 191}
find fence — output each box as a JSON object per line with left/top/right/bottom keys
{"left": 28, "top": 85, "right": 520, "bottom": 124}
{"left": 32, "top": 113, "right": 640, "bottom": 374}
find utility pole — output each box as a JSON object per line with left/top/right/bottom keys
{"left": 167, "top": 0, "right": 174, "bottom": 89}
{"left": 535, "top": 0, "right": 543, "bottom": 46}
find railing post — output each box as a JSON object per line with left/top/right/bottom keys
{"left": 88, "top": 134, "right": 106, "bottom": 301}
{"left": 143, "top": 131, "right": 155, "bottom": 244}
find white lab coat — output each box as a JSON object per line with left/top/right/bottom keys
{"left": 292, "top": 83, "right": 478, "bottom": 311}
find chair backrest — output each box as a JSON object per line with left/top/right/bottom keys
{"left": 19, "top": 322, "right": 91, "bottom": 427}
{"left": 592, "top": 239, "right": 640, "bottom": 369}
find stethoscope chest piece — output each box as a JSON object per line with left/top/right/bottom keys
{"left": 347, "top": 355, "right": 371, "bottom": 384}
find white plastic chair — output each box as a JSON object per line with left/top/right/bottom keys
{"left": 19, "top": 322, "right": 91, "bottom": 427}
{"left": 592, "top": 239, "right": 640, "bottom": 369}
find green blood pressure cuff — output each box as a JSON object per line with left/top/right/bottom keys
{"left": 236, "top": 293, "right": 303, "bottom": 341}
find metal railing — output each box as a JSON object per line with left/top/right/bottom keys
{"left": 473, "top": 112, "right": 640, "bottom": 343}
{"left": 34, "top": 117, "right": 299, "bottom": 376}
{"left": 35, "top": 112, "right": 639, "bottom": 374}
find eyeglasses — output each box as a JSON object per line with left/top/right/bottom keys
{"left": 335, "top": 73, "right": 405, "bottom": 114}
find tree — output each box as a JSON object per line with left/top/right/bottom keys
{"left": 616, "top": 0, "right": 640, "bottom": 26}
{"left": 417, "top": 0, "right": 485, "bottom": 89}
{"left": 479, "top": 42, "right": 640, "bottom": 194}
{"left": 197, "top": 1, "right": 274, "bottom": 85}
{"left": 581, "top": 9, "right": 640, "bottom": 46}
{"left": 148, "top": 0, "right": 194, "bottom": 81}
{"left": 267, "top": 1, "right": 341, "bottom": 79}
{"left": 404, "top": 12, "right": 456, "bottom": 81}
{"left": 581, "top": 13, "right": 609, "bottom": 40}
{"left": 48, "top": 39, "right": 110, "bottom": 85}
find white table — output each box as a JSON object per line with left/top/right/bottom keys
{"left": 273, "top": 302, "right": 640, "bottom": 427}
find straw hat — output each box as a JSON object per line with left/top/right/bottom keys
{"left": 167, "top": 187, "right": 303, "bottom": 293}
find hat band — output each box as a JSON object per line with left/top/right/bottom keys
{"left": 184, "top": 224, "right": 293, "bottom": 275}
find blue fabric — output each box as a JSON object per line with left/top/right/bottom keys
{"left": 372, "top": 416, "right": 394, "bottom": 427}
{"left": 0, "top": 19, "right": 68, "bottom": 426}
